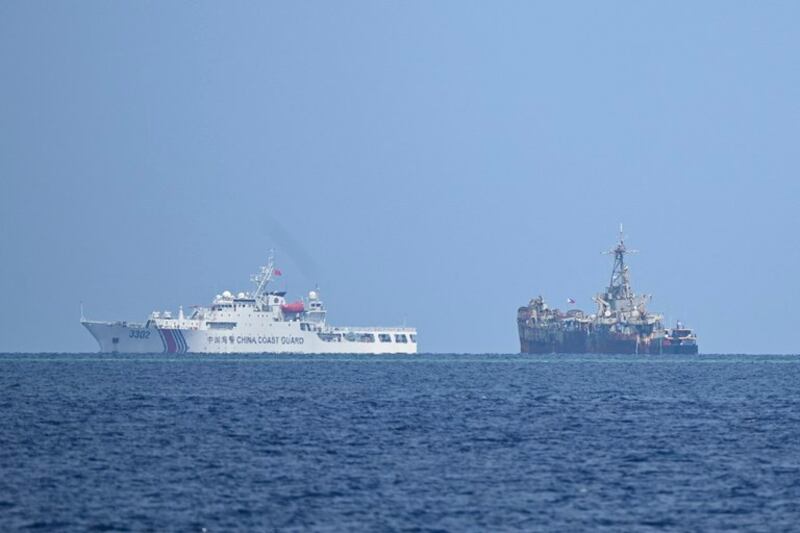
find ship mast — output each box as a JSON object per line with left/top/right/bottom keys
{"left": 251, "top": 250, "right": 276, "bottom": 301}
{"left": 604, "top": 224, "right": 637, "bottom": 302}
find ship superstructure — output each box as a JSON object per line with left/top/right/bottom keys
{"left": 83, "top": 253, "right": 417, "bottom": 354}
{"left": 517, "top": 229, "right": 698, "bottom": 354}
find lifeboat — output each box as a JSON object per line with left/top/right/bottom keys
{"left": 281, "top": 301, "right": 305, "bottom": 314}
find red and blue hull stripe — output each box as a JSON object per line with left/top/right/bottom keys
{"left": 157, "top": 328, "right": 188, "bottom": 354}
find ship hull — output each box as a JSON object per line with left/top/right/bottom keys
{"left": 660, "top": 344, "right": 699, "bottom": 355}
{"left": 82, "top": 321, "right": 417, "bottom": 355}
{"left": 518, "top": 325, "right": 697, "bottom": 355}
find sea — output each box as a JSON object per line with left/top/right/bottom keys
{"left": 1, "top": 353, "right": 799, "bottom": 532}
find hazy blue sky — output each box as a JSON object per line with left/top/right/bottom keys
{"left": 1, "top": 2, "right": 798, "bottom": 353}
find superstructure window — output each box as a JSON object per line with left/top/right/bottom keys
{"left": 395, "top": 334, "right": 408, "bottom": 343}
{"left": 378, "top": 334, "right": 391, "bottom": 343}
{"left": 410, "top": 334, "right": 417, "bottom": 343}
{"left": 209, "top": 322, "right": 237, "bottom": 329}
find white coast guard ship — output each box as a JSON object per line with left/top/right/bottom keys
{"left": 82, "top": 254, "right": 417, "bottom": 354}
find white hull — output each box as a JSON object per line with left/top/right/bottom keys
{"left": 82, "top": 320, "right": 417, "bottom": 355}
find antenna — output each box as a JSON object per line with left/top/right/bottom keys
{"left": 603, "top": 225, "right": 638, "bottom": 301}
{"left": 80, "top": 301, "right": 86, "bottom": 322}
{"left": 251, "top": 249, "right": 276, "bottom": 299}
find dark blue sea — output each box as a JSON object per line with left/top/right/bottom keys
{"left": 1, "top": 354, "right": 799, "bottom": 532}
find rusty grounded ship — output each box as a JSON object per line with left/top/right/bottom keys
{"left": 517, "top": 229, "right": 698, "bottom": 355}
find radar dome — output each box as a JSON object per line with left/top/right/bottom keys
{"left": 222, "top": 290, "right": 233, "bottom": 299}
{"left": 308, "top": 290, "right": 319, "bottom": 300}
{"left": 237, "top": 292, "right": 246, "bottom": 299}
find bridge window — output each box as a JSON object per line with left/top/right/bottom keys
{"left": 395, "top": 334, "right": 408, "bottom": 343}
{"left": 378, "top": 334, "right": 391, "bottom": 342}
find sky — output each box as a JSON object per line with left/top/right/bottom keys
{"left": 1, "top": 1, "right": 799, "bottom": 354}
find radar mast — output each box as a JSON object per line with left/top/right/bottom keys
{"left": 604, "top": 224, "right": 638, "bottom": 302}
{"left": 251, "top": 250, "right": 276, "bottom": 302}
